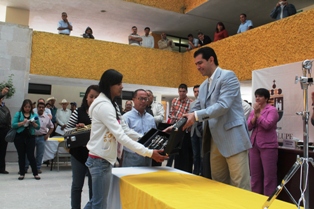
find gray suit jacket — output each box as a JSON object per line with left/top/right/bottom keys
{"left": 191, "top": 67, "right": 251, "bottom": 158}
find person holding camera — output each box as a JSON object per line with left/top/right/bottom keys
{"left": 12, "top": 99, "right": 41, "bottom": 180}
{"left": 270, "top": 0, "right": 296, "bottom": 20}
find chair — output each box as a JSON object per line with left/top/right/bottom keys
{"left": 50, "top": 141, "right": 71, "bottom": 171}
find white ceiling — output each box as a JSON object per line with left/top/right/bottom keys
{"left": 0, "top": 0, "right": 313, "bottom": 44}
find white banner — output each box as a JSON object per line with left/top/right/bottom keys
{"left": 252, "top": 59, "right": 314, "bottom": 143}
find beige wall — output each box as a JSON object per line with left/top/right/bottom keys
{"left": 5, "top": 7, "right": 29, "bottom": 26}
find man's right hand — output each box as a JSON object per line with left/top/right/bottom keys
{"left": 1, "top": 87, "right": 9, "bottom": 95}
{"left": 151, "top": 150, "right": 168, "bottom": 162}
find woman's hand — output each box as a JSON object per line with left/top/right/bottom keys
{"left": 76, "top": 123, "right": 86, "bottom": 129}
{"left": 151, "top": 150, "right": 168, "bottom": 162}
{"left": 253, "top": 103, "right": 261, "bottom": 115}
{"left": 31, "top": 121, "right": 38, "bottom": 128}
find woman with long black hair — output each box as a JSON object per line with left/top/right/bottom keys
{"left": 12, "top": 99, "right": 40, "bottom": 180}
{"left": 84, "top": 69, "right": 167, "bottom": 209}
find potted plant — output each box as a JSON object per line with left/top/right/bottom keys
{"left": 0, "top": 74, "right": 16, "bottom": 99}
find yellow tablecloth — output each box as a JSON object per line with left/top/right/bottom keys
{"left": 47, "top": 137, "right": 64, "bottom": 142}
{"left": 120, "top": 170, "right": 297, "bottom": 209}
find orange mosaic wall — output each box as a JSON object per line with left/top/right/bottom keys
{"left": 30, "top": 32, "right": 183, "bottom": 87}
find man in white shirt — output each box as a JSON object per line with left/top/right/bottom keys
{"left": 146, "top": 90, "right": 164, "bottom": 126}
{"left": 56, "top": 99, "right": 72, "bottom": 130}
{"left": 57, "top": 12, "right": 73, "bottom": 35}
{"left": 141, "top": 27, "right": 154, "bottom": 48}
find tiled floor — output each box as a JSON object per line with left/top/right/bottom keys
{"left": 0, "top": 162, "right": 89, "bottom": 209}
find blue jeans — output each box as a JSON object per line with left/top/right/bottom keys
{"left": 84, "top": 156, "right": 112, "bottom": 209}
{"left": 191, "top": 133, "right": 202, "bottom": 175}
{"left": 122, "top": 150, "right": 151, "bottom": 167}
{"left": 25, "top": 135, "right": 45, "bottom": 170}
{"left": 71, "top": 156, "right": 92, "bottom": 209}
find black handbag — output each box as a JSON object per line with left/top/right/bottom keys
{"left": 5, "top": 128, "right": 17, "bottom": 142}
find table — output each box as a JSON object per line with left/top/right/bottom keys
{"left": 109, "top": 167, "right": 297, "bottom": 209}
{"left": 42, "top": 137, "right": 67, "bottom": 162}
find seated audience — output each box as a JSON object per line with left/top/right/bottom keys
{"left": 158, "top": 32, "right": 174, "bottom": 51}
{"left": 237, "top": 13, "right": 253, "bottom": 33}
{"left": 197, "top": 32, "right": 212, "bottom": 47}
{"left": 83, "top": 27, "right": 95, "bottom": 39}
{"left": 214, "top": 22, "right": 228, "bottom": 41}
{"left": 247, "top": 88, "right": 279, "bottom": 196}
{"left": 270, "top": 0, "right": 296, "bottom": 20}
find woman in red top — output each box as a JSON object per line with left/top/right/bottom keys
{"left": 214, "top": 22, "right": 228, "bottom": 41}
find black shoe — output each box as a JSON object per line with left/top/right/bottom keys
{"left": 18, "top": 176, "right": 24, "bottom": 180}
{"left": 0, "top": 170, "right": 9, "bottom": 174}
{"left": 34, "top": 175, "right": 41, "bottom": 180}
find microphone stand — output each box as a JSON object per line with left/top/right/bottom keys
{"left": 263, "top": 60, "right": 314, "bottom": 209}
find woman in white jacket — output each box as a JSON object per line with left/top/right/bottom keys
{"left": 84, "top": 69, "right": 167, "bottom": 209}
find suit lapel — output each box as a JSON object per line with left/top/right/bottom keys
{"left": 206, "top": 67, "right": 221, "bottom": 100}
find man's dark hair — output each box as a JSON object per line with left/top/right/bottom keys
{"left": 197, "top": 32, "right": 204, "bottom": 36}
{"left": 37, "top": 102, "right": 45, "bottom": 107}
{"left": 193, "top": 85, "right": 200, "bottom": 90}
{"left": 144, "top": 27, "right": 150, "bottom": 30}
{"left": 194, "top": 47, "right": 219, "bottom": 66}
{"left": 132, "top": 26, "right": 137, "bottom": 29}
{"left": 255, "top": 88, "right": 270, "bottom": 101}
{"left": 188, "top": 34, "right": 193, "bottom": 38}
{"left": 240, "top": 13, "right": 247, "bottom": 18}
{"left": 178, "top": 84, "right": 188, "bottom": 91}
{"left": 133, "top": 89, "right": 147, "bottom": 98}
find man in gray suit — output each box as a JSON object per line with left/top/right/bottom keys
{"left": 183, "top": 47, "right": 252, "bottom": 190}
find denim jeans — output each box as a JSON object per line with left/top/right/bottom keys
{"left": 191, "top": 133, "right": 202, "bottom": 175}
{"left": 84, "top": 156, "right": 112, "bottom": 209}
{"left": 71, "top": 156, "right": 92, "bottom": 209}
{"left": 25, "top": 135, "right": 45, "bottom": 170}
{"left": 122, "top": 150, "right": 151, "bottom": 167}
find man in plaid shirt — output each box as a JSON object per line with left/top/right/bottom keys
{"left": 166, "top": 84, "right": 193, "bottom": 173}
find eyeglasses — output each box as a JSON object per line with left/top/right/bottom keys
{"left": 137, "top": 97, "right": 148, "bottom": 102}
